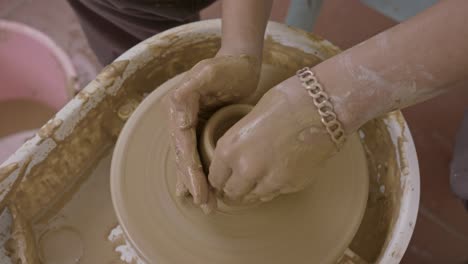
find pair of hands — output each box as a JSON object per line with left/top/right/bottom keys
{"left": 167, "top": 53, "right": 337, "bottom": 213}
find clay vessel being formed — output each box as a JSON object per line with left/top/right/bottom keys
{"left": 200, "top": 104, "right": 253, "bottom": 169}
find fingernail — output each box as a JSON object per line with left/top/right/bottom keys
{"left": 175, "top": 182, "right": 187, "bottom": 197}
{"left": 244, "top": 194, "right": 256, "bottom": 203}
{"left": 193, "top": 194, "right": 201, "bottom": 204}
{"left": 177, "top": 112, "right": 190, "bottom": 128}
{"left": 175, "top": 187, "right": 184, "bottom": 197}
{"left": 201, "top": 203, "right": 213, "bottom": 214}
{"left": 260, "top": 195, "right": 275, "bottom": 202}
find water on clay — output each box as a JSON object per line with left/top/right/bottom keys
{"left": 0, "top": 99, "right": 55, "bottom": 138}
{"left": 0, "top": 99, "right": 56, "bottom": 163}
{"left": 33, "top": 154, "right": 121, "bottom": 264}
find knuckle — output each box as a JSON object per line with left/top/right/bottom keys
{"left": 214, "top": 140, "right": 232, "bottom": 160}
{"left": 217, "top": 133, "right": 239, "bottom": 151}
{"left": 170, "top": 89, "right": 184, "bottom": 105}
{"left": 238, "top": 154, "right": 254, "bottom": 172}
{"left": 224, "top": 184, "right": 242, "bottom": 197}
{"left": 236, "top": 162, "right": 251, "bottom": 178}
{"left": 208, "top": 177, "right": 223, "bottom": 191}
{"left": 260, "top": 193, "right": 278, "bottom": 202}
{"left": 207, "top": 172, "right": 218, "bottom": 185}
{"left": 188, "top": 164, "right": 205, "bottom": 178}
{"left": 199, "top": 63, "right": 217, "bottom": 77}
{"left": 194, "top": 59, "right": 210, "bottom": 68}
{"left": 219, "top": 129, "right": 241, "bottom": 145}
{"left": 259, "top": 177, "right": 280, "bottom": 191}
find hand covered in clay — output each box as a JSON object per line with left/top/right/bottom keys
{"left": 167, "top": 53, "right": 261, "bottom": 212}
{"left": 208, "top": 76, "right": 339, "bottom": 203}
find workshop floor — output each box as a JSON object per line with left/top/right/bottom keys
{"left": 1, "top": 0, "right": 467, "bottom": 263}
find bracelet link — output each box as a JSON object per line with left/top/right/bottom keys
{"left": 296, "top": 67, "right": 346, "bottom": 149}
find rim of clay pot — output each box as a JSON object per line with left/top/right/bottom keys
{"left": 200, "top": 104, "right": 253, "bottom": 168}
{"left": 0, "top": 20, "right": 79, "bottom": 100}
{"left": 376, "top": 112, "right": 420, "bottom": 263}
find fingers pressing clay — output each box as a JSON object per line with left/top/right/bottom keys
{"left": 185, "top": 165, "right": 209, "bottom": 205}
{"left": 246, "top": 174, "right": 285, "bottom": 202}
{"left": 175, "top": 169, "right": 189, "bottom": 197}
{"left": 171, "top": 82, "right": 201, "bottom": 129}
{"left": 207, "top": 155, "right": 232, "bottom": 190}
{"left": 167, "top": 55, "right": 262, "bottom": 210}
{"left": 169, "top": 108, "right": 208, "bottom": 205}
{"left": 200, "top": 190, "right": 217, "bottom": 215}
{"left": 222, "top": 171, "right": 259, "bottom": 201}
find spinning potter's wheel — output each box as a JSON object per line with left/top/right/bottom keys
{"left": 111, "top": 67, "right": 369, "bottom": 264}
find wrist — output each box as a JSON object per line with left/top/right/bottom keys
{"left": 276, "top": 70, "right": 361, "bottom": 137}
{"left": 216, "top": 44, "right": 263, "bottom": 61}
{"left": 310, "top": 63, "right": 375, "bottom": 134}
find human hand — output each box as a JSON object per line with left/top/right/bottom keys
{"left": 208, "top": 76, "right": 341, "bottom": 203}
{"left": 167, "top": 53, "right": 261, "bottom": 213}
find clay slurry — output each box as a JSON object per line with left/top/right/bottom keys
{"left": 0, "top": 99, "right": 55, "bottom": 138}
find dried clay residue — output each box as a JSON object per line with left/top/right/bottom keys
{"left": 348, "top": 118, "right": 401, "bottom": 263}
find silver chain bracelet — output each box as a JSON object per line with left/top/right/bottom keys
{"left": 296, "top": 67, "right": 346, "bottom": 149}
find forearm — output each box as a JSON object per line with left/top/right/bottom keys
{"left": 218, "top": 0, "right": 273, "bottom": 59}
{"left": 312, "top": 0, "right": 468, "bottom": 133}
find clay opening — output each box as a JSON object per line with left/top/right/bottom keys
{"left": 200, "top": 104, "right": 253, "bottom": 169}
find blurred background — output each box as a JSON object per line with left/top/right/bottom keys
{"left": 0, "top": 0, "right": 467, "bottom": 263}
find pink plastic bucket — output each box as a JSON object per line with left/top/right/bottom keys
{"left": 0, "top": 20, "right": 77, "bottom": 108}
{"left": 0, "top": 20, "right": 77, "bottom": 162}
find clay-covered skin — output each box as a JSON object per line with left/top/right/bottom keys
{"left": 313, "top": 0, "right": 468, "bottom": 133}
{"left": 172, "top": 0, "right": 468, "bottom": 206}
{"left": 209, "top": 77, "right": 336, "bottom": 202}
{"left": 167, "top": 0, "right": 273, "bottom": 211}
{"left": 167, "top": 54, "right": 261, "bottom": 211}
